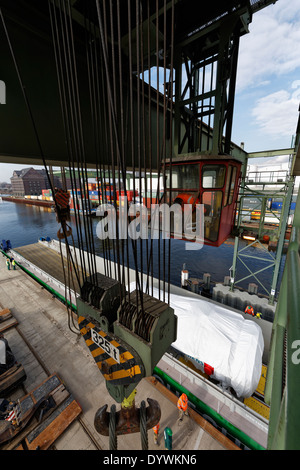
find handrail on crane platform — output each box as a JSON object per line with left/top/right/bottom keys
{"left": 265, "top": 188, "right": 300, "bottom": 449}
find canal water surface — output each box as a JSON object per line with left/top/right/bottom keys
{"left": 0, "top": 199, "right": 286, "bottom": 297}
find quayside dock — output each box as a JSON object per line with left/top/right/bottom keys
{"left": 1, "top": 240, "right": 271, "bottom": 450}
{"left": 0, "top": 250, "right": 238, "bottom": 451}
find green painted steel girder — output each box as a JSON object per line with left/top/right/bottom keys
{"left": 265, "top": 192, "right": 300, "bottom": 449}
{"left": 247, "top": 148, "right": 295, "bottom": 159}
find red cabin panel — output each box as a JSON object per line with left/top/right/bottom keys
{"left": 165, "top": 157, "right": 241, "bottom": 247}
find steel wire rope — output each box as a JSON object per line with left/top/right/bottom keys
{"left": 98, "top": 0, "right": 120, "bottom": 287}
{"left": 137, "top": 0, "right": 154, "bottom": 309}
{"left": 126, "top": 0, "right": 170, "bottom": 321}
{"left": 162, "top": 0, "right": 167, "bottom": 303}
{"left": 0, "top": 5, "right": 81, "bottom": 289}
{"left": 136, "top": 0, "right": 166, "bottom": 321}
{"left": 109, "top": 404, "right": 117, "bottom": 450}
{"left": 116, "top": 0, "right": 129, "bottom": 300}
{"left": 139, "top": 3, "right": 149, "bottom": 298}
{"left": 142, "top": 0, "right": 166, "bottom": 302}
{"left": 129, "top": 0, "right": 143, "bottom": 327}
{"left": 119, "top": 61, "right": 133, "bottom": 304}
{"left": 48, "top": 0, "right": 87, "bottom": 286}
{"left": 83, "top": 1, "right": 132, "bottom": 304}
{"left": 54, "top": 0, "right": 94, "bottom": 285}
{"left": 59, "top": 235, "right": 81, "bottom": 334}
{"left": 49, "top": 0, "right": 89, "bottom": 283}
{"left": 95, "top": 1, "right": 113, "bottom": 280}
{"left": 57, "top": 167, "right": 80, "bottom": 334}
{"left": 145, "top": 1, "right": 154, "bottom": 298}
{"left": 84, "top": 4, "right": 110, "bottom": 279}
{"left": 109, "top": 0, "right": 128, "bottom": 299}
{"left": 167, "top": 0, "right": 175, "bottom": 305}
{"left": 110, "top": 0, "right": 128, "bottom": 297}
{"left": 139, "top": 1, "right": 159, "bottom": 303}
{"left": 64, "top": 0, "right": 99, "bottom": 286}
{"left": 155, "top": 0, "right": 161, "bottom": 301}
{"left": 95, "top": 0, "right": 145, "bottom": 314}
{"left": 135, "top": 0, "right": 144, "bottom": 297}
{"left": 53, "top": 0, "right": 99, "bottom": 288}
{"left": 127, "top": 0, "right": 148, "bottom": 323}
{"left": 140, "top": 400, "right": 148, "bottom": 450}
{"left": 126, "top": 0, "right": 140, "bottom": 315}
{"left": 157, "top": 4, "right": 172, "bottom": 305}
{"left": 62, "top": 205, "right": 81, "bottom": 334}
{"left": 105, "top": 0, "right": 121, "bottom": 285}
{"left": 89, "top": 4, "right": 114, "bottom": 281}
{"left": 84, "top": 3, "right": 112, "bottom": 275}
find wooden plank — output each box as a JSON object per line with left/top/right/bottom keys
{"left": 0, "top": 317, "right": 18, "bottom": 333}
{"left": 1, "top": 374, "right": 67, "bottom": 448}
{"left": 16, "top": 397, "right": 82, "bottom": 450}
{"left": 1, "top": 382, "right": 70, "bottom": 450}
{"left": 0, "top": 364, "right": 26, "bottom": 396}
{"left": 0, "top": 308, "right": 12, "bottom": 321}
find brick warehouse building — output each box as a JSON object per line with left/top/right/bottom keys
{"left": 10, "top": 167, "right": 61, "bottom": 196}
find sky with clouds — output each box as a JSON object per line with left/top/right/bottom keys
{"left": 1, "top": 0, "right": 299, "bottom": 183}
{"left": 232, "top": 0, "right": 300, "bottom": 161}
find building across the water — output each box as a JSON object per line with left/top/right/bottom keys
{"left": 10, "top": 167, "right": 61, "bottom": 197}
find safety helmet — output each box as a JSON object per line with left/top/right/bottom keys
{"left": 181, "top": 393, "right": 187, "bottom": 402}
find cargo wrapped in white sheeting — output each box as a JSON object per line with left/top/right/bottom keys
{"left": 129, "top": 283, "right": 264, "bottom": 398}
{"left": 171, "top": 292, "right": 264, "bottom": 398}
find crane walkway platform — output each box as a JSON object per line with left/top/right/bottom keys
{"left": 13, "top": 241, "right": 85, "bottom": 294}
{"left": 0, "top": 249, "right": 238, "bottom": 451}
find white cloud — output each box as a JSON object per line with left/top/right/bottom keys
{"left": 253, "top": 154, "right": 290, "bottom": 168}
{"left": 236, "top": 0, "right": 300, "bottom": 92}
{"left": 233, "top": 1, "right": 300, "bottom": 147}
{"left": 251, "top": 80, "right": 300, "bottom": 138}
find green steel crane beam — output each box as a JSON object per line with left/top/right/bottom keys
{"left": 265, "top": 190, "right": 300, "bottom": 449}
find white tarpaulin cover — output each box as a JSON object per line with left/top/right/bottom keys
{"left": 129, "top": 283, "right": 264, "bottom": 398}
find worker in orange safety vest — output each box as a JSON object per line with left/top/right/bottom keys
{"left": 244, "top": 305, "right": 254, "bottom": 316}
{"left": 153, "top": 422, "right": 160, "bottom": 445}
{"left": 177, "top": 393, "right": 189, "bottom": 421}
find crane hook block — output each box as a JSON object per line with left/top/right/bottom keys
{"left": 76, "top": 275, "right": 177, "bottom": 403}
{"left": 94, "top": 397, "right": 161, "bottom": 437}
{"left": 77, "top": 274, "right": 144, "bottom": 403}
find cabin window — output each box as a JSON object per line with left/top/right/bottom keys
{"left": 202, "top": 164, "right": 225, "bottom": 189}
{"left": 202, "top": 190, "right": 223, "bottom": 242}
{"left": 224, "top": 165, "right": 232, "bottom": 207}
{"left": 228, "top": 166, "right": 237, "bottom": 205}
{"left": 166, "top": 164, "right": 199, "bottom": 190}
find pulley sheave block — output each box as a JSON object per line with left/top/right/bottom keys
{"left": 77, "top": 275, "right": 177, "bottom": 403}
{"left": 114, "top": 290, "right": 178, "bottom": 377}
{"left": 77, "top": 273, "right": 123, "bottom": 331}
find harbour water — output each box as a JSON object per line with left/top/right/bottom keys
{"left": 0, "top": 199, "right": 286, "bottom": 297}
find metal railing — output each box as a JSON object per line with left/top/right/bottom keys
{"left": 265, "top": 188, "right": 300, "bottom": 449}
{"left": 246, "top": 169, "right": 288, "bottom": 184}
